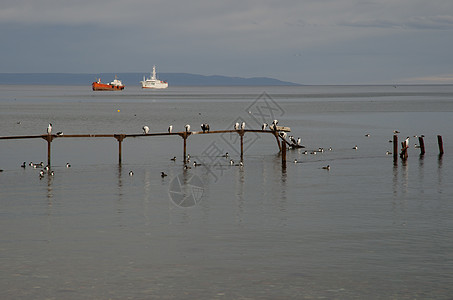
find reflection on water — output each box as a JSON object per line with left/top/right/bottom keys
{"left": 438, "top": 154, "right": 443, "bottom": 194}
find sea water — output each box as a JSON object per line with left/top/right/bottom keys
{"left": 1, "top": 85, "right": 453, "bottom": 299}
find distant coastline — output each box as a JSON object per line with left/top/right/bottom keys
{"left": 0, "top": 73, "right": 300, "bottom": 86}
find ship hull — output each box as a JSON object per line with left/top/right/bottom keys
{"left": 141, "top": 84, "right": 168, "bottom": 89}
{"left": 92, "top": 82, "right": 125, "bottom": 91}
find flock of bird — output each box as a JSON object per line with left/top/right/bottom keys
{"left": 19, "top": 160, "right": 71, "bottom": 179}
{"left": 8, "top": 123, "right": 417, "bottom": 178}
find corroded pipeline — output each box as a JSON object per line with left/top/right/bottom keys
{"left": 0, "top": 127, "right": 291, "bottom": 165}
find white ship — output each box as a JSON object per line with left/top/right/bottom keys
{"left": 140, "top": 65, "right": 168, "bottom": 89}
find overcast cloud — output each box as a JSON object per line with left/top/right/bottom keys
{"left": 1, "top": 0, "right": 452, "bottom": 84}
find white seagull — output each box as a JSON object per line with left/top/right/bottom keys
{"left": 47, "top": 123, "right": 52, "bottom": 135}
{"left": 142, "top": 125, "right": 150, "bottom": 134}
{"left": 185, "top": 124, "right": 191, "bottom": 132}
{"left": 168, "top": 125, "right": 173, "bottom": 133}
{"left": 240, "top": 122, "right": 245, "bottom": 130}
{"left": 234, "top": 122, "right": 240, "bottom": 130}
{"left": 262, "top": 123, "right": 268, "bottom": 130}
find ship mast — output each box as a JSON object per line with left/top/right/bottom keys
{"left": 152, "top": 65, "right": 157, "bottom": 80}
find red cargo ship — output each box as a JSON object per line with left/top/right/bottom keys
{"left": 92, "top": 76, "right": 125, "bottom": 91}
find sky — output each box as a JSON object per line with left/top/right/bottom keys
{"left": 1, "top": 0, "right": 453, "bottom": 84}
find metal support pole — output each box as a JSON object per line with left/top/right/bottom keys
{"left": 47, "top": 135, "right": 52, "bottom": 167}
{"left": 240, "top": 131, "right": 244, "bottom": 162}
{"left": 114, "top": 134, "right": 125, "bottom": 165}
{"left": 183, "top": 133, "right": 187, "bottom": 164}
{"left": 274, "top": 131, "right": 282, "bottom": 152}
{"left": 281, "top": 139, "right": 286, "bottom": 168}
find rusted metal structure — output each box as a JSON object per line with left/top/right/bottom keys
{"left": 1, "top": 127, "right": 291, "bottom": 167}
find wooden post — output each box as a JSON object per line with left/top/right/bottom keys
{"left": 393, "top": 135, "right": 398, "bottom": 162}
{"left": 418, "top": 136, "right": 425, "bottom": 155}
{"left": 438, "top": 135, "right": 444, "bottom": 155}
{"left": 240, "top": 132, "right": 244, "bottom": 162}
{"left": 281, "top": 139, "right": 286, "bottom": 168}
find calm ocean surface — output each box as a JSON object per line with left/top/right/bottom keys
{"left": 1, "top": 85, "right": 453, "bottom": 299}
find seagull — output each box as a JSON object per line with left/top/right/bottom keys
{"left": 21, "top": 162, "right": 26, "bottom": 168}
{"left": 66, "top": 163, "right": 71, "bottom": 168}
{"left": 240, "top": 122, "right": 245, "bottom": 130}
{"left": 170, "top": 156, "right": 176, "bottom": 161}
{"left": 272, "top": 119, "right": 278, "bottom": 126}
{"left": 142, "top": 125, "right": 149, "bottom": 134}
{"left": 56, "top": 131, "right": 64, "bottom": 136}
{"left": 262, "top": 123, "right": 268, "bottom": 130}
{"left": 328, "top": 147, "right": 332, "bottom": 151}
{"left": 386, "top": 151, "right": 392, "bottom": 155}
{"left": 193, "top": 161, "right": 202, "bottom": 167}
{"left": 168, "top": 125, "right": 173, "bottom": 133}
{"left": 234, "top": 122, "right": 239, "bottom": 130}
{"left": 352, "top": 145, "right": 358, "bottom": 150}
{"left": 47, "top": 123, "right": 52, "bottom": 135}
{"left": 161, "top": 171, "right": 168, "bottom": 177}
{"left": 393, "top": 130, "right": 400, "bottom": 134}
{"left": 303, "top": 151, "right": 308, "bottom": 155}
{"left": 322, "top": 165, "right": 330, "bottom": 170}
{"left": 29, "top": 162, "right": 34, "bottom": 167}
{"left": 230, "top": 159, "right": 234, "bottom": 165}
{"left": 297, "top": 138, "right": 301, "bottom": 146}
{"left": 294, "top": 159, "right": 298, "bottom": 163}
{"left": 44, "top": 165, "right": 49, "bottom": 171}
{"left": 185, "top": 124, "right": 190, "bottom": 132}
{"left": 280, "top": 132, "right": 287, "bottom": 139}
{"left": 365, "top": 134, "right": 370, "bottom": 137}
{"left": 239, "top": 161, "right": 243, "bottom": 167}
{"left": 129, "top": 171, "right": 134, "bottom": 176}
{"left": 50, "top": 171, "right": 55, "bottom": 176}
{"left": 201, "top": 123, "right": 210, "bottom": 133}
{"left": 318, "top": 147, "right": 324, "bottom": 153}
{"left": 39, "top": 170, "right": 45, "bottom": 176}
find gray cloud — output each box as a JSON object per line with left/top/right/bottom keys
{"left": 1, "top": 0, "right": 453, "bottom": 84}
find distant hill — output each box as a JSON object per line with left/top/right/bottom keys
{"left": 0, "top": 73, "right": 300, "bottom": 86}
